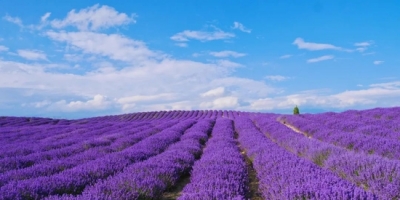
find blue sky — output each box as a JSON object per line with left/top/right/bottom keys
{"left": 0, "top": 1, "right": 399, "bottom": 119}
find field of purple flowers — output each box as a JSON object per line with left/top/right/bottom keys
{"left": 1, "top": 107, "right": 400, "bottom": 199}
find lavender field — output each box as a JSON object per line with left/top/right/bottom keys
{"left": 1, "top": 107, "right": 400, "bottom": 199}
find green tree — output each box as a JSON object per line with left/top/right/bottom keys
{"left": 293, "top": 105, "right": 300, "bottom": 115}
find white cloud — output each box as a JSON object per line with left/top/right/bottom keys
{"left": 0, "top": 45, "right": 8, "bottom": 52}
{"left": 8, "top": 5, "right": 400, "bottom": 116}
{"left": 250, "top": 95, "right": 312, "bottom": 110}
{"left": 214, "top": 59, "right": 243, "bottom": 68}
{"left": 279, "top": 54, "right": 292, "bottom": 59}
{"left": 330, "top": 85, "right": 400, "bottom": 107}
{"left": 3, "top": 15, "right": 23, "bottom": 27}
{"left": 170, "top": 30, "right": 235, "bottom": 42}
{"left": 17, "top": 49, "right": 47, "bottom": 61}
{"left": 370, "top": 81, "right": 400, "bottom": 89}
{"left": 212, "top": 96, "right": 239, "bottom": 109}
{"left": 265, "top": 75, "right": 289, "bottom": 81}
{"left": 200, "top": 87, "right": 225, "bottom": 98}
{"left": 3, "top": 12, "right": 52, "bottom": 30}
{"left": 118, "top": 93, "right": 175, "bottom": 104}
{"left": 209, "top": 50, "right": 246, "bottom": 58}
{"left": 5, "top": 48, "right": 400, "bottom": 114}
{"left": 5, "top": 50, "right": 400, "bottom": 114}
{"left": 63, "top": 54, "right": 83, "bottom": 62}
{"left": 356, "top": 47, "right": 367, "bottom": 52}
{"left": 41, "top": 12, "right": 51, "bottom": 23}
{"left": 33, "top": 100, "right": 52, "bottom": 108}
{"left": 200, "top": 96, "right": 239, "bottom": 109}
{"left": 0, "top": 60, "right": 46, "bottom": 75}
{"left": 50, "top": 4, "right": 136, "bottom": 31}
{"left": 175, "top": 43, "right": 188, "bottom": 47}
{"left": 249, "top": 87, "right": 400, "bottom": 110}
{"left": 122, "top": 100, "right": 193, "bottom": 112}
{"left": 0, "top": 6, "right": 283, "bottom": 115}
{"left": 46, "top": 31, "right": 161, "bottom": 64}
{"left": 250, "top": 81, "right": 400, "bottom": 110}
{"left": 0, "top": 53, "right": 278, "bottom": 113}
{"left": 307, "top": 55, "right": 334, "bottom": 63}
{"left": 232, "top": 22, "right": 251, "bottom": 33}
{"left": 354, "top": 41, "right": 373, "bottom": 52}
{"left": 192, "top": 53, "right": 202, "bottom": 57}
{"left": 354, "top": 41, "right": 372, "bottom": 47}
{"left": 293, "top": 38, "right": 342, "bottom": 51}
{"left": 27, "top": 12, "right": 52, "bottom": 30}
{"left": 373, "top": 60, "right": 384, "bottom": 65}
{"left": 50, "top": 95, "right": 110, "bottom": 112}
{"left": 209, "top": 77, "right": 278, "bottom": 98}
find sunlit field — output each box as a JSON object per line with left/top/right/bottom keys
{"left": 1, "top": 107, "right": 400, "bottom": 199}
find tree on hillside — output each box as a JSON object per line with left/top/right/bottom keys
{"left": 293, "top": 105, "right": 300, "bottom": 115}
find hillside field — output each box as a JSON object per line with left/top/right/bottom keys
{"left": 1, "top": 107, "right": 400, "bottom": 199}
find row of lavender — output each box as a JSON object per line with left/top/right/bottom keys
{"left": 4, "top": 107, "right": 398, "bottom": 128}
{"left": 95, "top": 110, "right": 240, "bottom": 122}
{"left": 0, "top": 121, "right": 133, "bottom": 153}
{"left": 2, "top": 108, "right": 400, "bottom": 199}
{"left": 0, "top": 119, "right": 196, "bottom": 199}
{"left": 178, "top": 118, "right": 248, "bottom": 199}
{"left": 0, "top": 110, "right": 241, "bottom": 165}
{"left": 0, "top": 113, "right": 255, "bottom": 199}
{"left": 290, "top": 107, "right": 400, "bottom": 140}
{"left": 1, "top": 119, "right": 152, "bottom": 171}
{"left": 46, "top": 119, "right": 215, "bottom": 199}
{"left": 280, "top": 108, "right": 400, "bottom": 160}
{"left": 251, "top": 113, "right": 399, "bottom": 199}
{"left": 0, "top": 122, "right": 153, "bottom": 172}
{"left": 234, "top": 116, "right": 376, "bottom": 199}
{"left": 0, "top": 110, "right": 241, "bottom": 128}
{"left": 0, "top": 110, "right": 236, "bottom": 161}
{"left": 0, "top": 120, "right": 175, "bottom": 188}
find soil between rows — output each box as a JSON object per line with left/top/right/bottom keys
{"left": 234, "top": 130, "right": 263, "bottom": 200}
{"left": 161, "top": 172, "right": 191, "bottom": 200}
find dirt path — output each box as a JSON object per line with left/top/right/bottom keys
{"left": 161, "top": 174, "right": 191, "bottom": 200}
{"left": 162, "top": 121, "right": 216, "bottom": 199}
{"left": 243, "top": 152, "right": 263, "bottom": 200}
{"left": 162, "top": 121, "right": 263, "bottom": 200}
{"left": 277, "top": 118, "right": 312, "bottom": 139}
{"left": 234, "top": 131, "right": 263, "bottom": 200}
